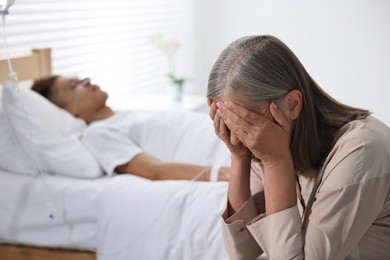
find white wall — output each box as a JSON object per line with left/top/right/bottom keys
{"left": 194, "top": 0, "right": 390, "bottom": 124}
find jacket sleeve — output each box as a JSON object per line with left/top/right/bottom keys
{"left": 221, "top": 161, "right": 266, "bottom": 260}
{"left": 221, "top": 197, "right": 264, "bottom": 260}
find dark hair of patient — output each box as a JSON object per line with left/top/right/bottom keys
{"left": 207, "top": 35, "right": 370, "bottom": 175}
{"left": 31, "top": 75, "right": 59, "bottom": 100}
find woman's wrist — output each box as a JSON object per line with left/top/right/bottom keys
{"left": 231, "top": 150, "right": 252, "bottom": 164}
{"left": 262, "top": 157, "right": 297, "bottom": 216}
{"left": 227, "top": 152, "right": 252, "bottom": 214}
{"left": 231, "top": 152, "right": 252, "bottom": 174}
{"left": 262, "top": 155, "right": 294, "bottom": 175}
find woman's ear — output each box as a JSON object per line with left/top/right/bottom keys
{"left": 284, "top": 89, "right": 302, "bottom": 120}
{"left": 207, "top": 98, "right": 214, "bottom": 107}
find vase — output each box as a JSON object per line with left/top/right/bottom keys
{"left": 168, "top": 82, "right": 183, "bottom": 102}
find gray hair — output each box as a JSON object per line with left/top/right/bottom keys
{"left": 207, "top": 35, "right": 307, "bottom": 104}
{"left": 207, "top": 35, "right": 370, "bottom": 174}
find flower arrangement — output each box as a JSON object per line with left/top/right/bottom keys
{"left": 149, "top": 33, "right": 186, "bottom": 86}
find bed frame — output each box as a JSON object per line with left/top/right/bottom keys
{"left": 0, "top": 48, "right": 52, "bottom": 82}
{"left": 0, "top": 49, "right": 97, "bottom": 259}
{"left": 0, "top": 244, "right": 95, "bottom": 260}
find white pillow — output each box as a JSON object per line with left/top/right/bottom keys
{"left": 1, "top": 81, "right": 103, "bottom": 178}
{"left": 0, "top": 90, "right": 40, "bottom": 175}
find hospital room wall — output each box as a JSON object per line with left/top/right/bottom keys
{"left": 193, "top": 0, "right": 390, "bottom": 125}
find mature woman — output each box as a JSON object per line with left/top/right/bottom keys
{"left": 207, "top": 35, "right": 390, "bottom": 259}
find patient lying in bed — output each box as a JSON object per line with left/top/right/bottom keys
{"left": 31, "top": 75, "right": 230, "bottom": 181}
{"left": 1, "top": 77, "right": 230, "bottom": 260}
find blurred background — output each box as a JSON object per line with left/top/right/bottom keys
{"left": 1, "top": 0, "right": 389, "bottom": 124}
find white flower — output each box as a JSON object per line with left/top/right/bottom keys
{"left": 149, "top": 33, "right": 185, "bottom": 85}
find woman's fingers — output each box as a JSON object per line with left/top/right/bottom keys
{"left": 216, "top": 104, "right": 251, "bottom": 149}
{"left": 209, "top": 101, "right": 217, "bottom": 120}
{"left": 230, "top": 132, "right": 242, "bottom": 146}
{"left": 213, "top": 110, "right": 229, "bottom": 142}
{"left": 219, "top": 117, "right": 231, "bottom": 142}
{"left": 212, "top": 108, "right": 221, "bottom": 134}
{"left": 216, "top": 100, "right": 290, "bottom": 161}
{"left": 222, "top": 101, "right": 267, "bottom": 127}
{"left": 210, "top": 101, "right": 252, "bottom": 157}
{"left": 212, "top": 101, "right": 236, "bottom": 146}
{"left": 217, "top": 102, "right": 251, "bottom": 135}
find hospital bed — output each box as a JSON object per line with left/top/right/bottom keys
{"left": 0, "top": 49, "right": 230, "bottom": 260}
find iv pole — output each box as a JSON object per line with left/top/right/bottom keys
{"left": 0, "top": 0, "right": 15, "bottom": 15}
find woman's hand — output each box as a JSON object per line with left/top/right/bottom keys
{"left": 216, "top": 101, "right": 293, "bottom": 168}
{"left": 218, "top": 101, "right": 297, "bottom": 216}
{"left": 209, "top": 100, "right": 252, "bottom": 217}
{"left": 209, "top": 101, "right": 251, "bottom": 160}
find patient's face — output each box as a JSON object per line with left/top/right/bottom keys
{"left": 51, "top": 76, "right": 108, "bottom": 118}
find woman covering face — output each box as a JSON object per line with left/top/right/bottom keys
{"left": 208, "top": 35, "right": 390, "bottom": 259}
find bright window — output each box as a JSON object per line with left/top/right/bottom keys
{"left": 1, "top": 0, "right": 195, "bottom": 109}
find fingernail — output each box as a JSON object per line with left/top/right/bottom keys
{"left": 224, "top": 101, "right": 231, "bottom": 107}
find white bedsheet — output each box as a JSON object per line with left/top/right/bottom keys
{"left": 96, "top": 175, "right": 228, "bottom": 260}
{"left": 0, "top": 170, "right": 229, "bottom": 259}
{"left": 0, "top": 169, "right": 106, "bottom": 250}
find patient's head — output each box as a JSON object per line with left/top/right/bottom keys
{"left": 32, "top": 75, "right": 112, "bottom": 123}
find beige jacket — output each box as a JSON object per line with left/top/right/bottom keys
{"left": 222, "top": 116, "right": 390, "bottom": 260}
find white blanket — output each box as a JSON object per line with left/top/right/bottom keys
{"left": 96, "top": 175, "right": 228, "bottom": 260}
{"left": 0, "top": 170, "right": 106, "bottom": 249}
{"left": 0, "top": 170, "right": 229, "bottom": 259}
